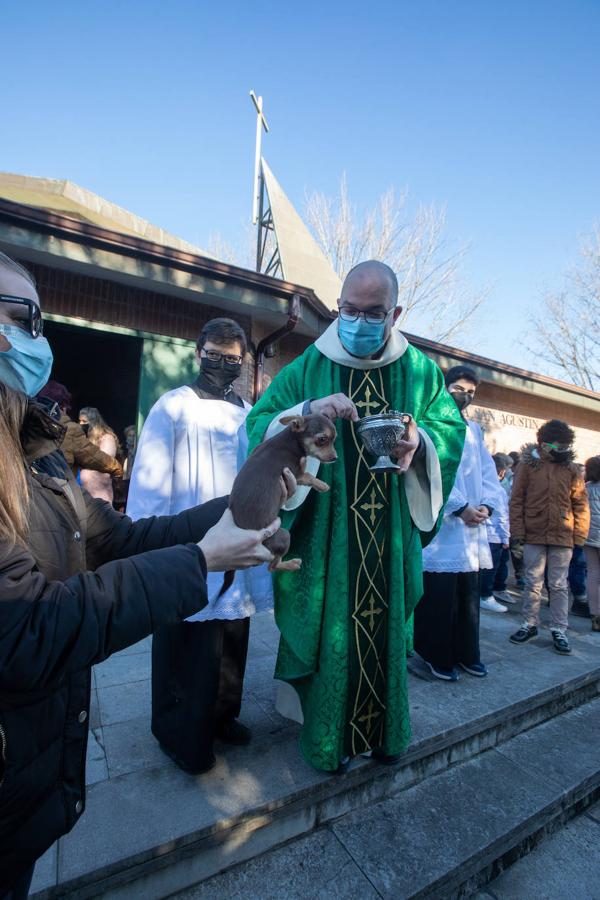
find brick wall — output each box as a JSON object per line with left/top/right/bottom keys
{"left": 475, "top": 381, "right": 598, "bottom": 432}
{"left": 249, "top": 322, "right": 312, "bottom": 394}
{"left": 27, "top": 261, "right": 259, "bottom": 399}
{"left": 26, "top": 261, "right": 598, "bottom": 434}
{"left": 28, "top": 261, "right": 252, "bottom": 342}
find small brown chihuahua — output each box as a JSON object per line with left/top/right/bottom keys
{"left": 218, "top": 414, "right": 337, "bottom": 595}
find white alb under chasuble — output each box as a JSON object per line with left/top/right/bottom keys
{"left": 127, "top": 385, "right": 273, "bottom": 620}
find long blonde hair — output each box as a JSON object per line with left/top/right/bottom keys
{"left": 0, "top": 383, "right": 30, "bottom": 546}
{"left": 0, "top": 252, "right": 36, "bottom": 545}
{"left": 79, "top": 407, "right": 119, "bottom": 454}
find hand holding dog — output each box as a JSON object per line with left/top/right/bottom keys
{"left": 198, "top": 509, "right": 281, "bottom": 571}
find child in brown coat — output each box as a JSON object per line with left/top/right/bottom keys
{"left": 509, "top": 419, "right": 590, "bottom": 654}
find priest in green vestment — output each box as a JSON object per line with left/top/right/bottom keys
{"left": 245, "top": 261, "right": 465, "bottom": 772}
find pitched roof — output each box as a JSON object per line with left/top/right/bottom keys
{"left": 0, "top": 171, "right": 215, "bottom": 259}
{"left": 262, "top": 159, "right": 342, "bottom": 309}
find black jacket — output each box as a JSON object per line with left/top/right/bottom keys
{"left": 0, "top": 465, "right": 226, "bottom": 890}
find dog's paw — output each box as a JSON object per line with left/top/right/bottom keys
{"left": 273, "top": 557, "right": 302, "bottom": 572}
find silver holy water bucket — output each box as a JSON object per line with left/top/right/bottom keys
{"left": 356, "top": 411, "right": 412, "bottom": 473}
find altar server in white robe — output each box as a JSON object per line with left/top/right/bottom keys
{"left": 127, "top": 318, "right": 272, "bottom": 774}
{"left": 415, "top": 366, "right": 502, "bottom": 682}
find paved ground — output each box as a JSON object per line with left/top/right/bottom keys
{"left": 84, "top": 590, "right": 599, "bottom": 794}
{"left": 475, "top": 801, "right": 600, "bottom": 899}
{"left": 30, "top": 588, "right": 600, "bottom": 896}
{"left": 172, "top": 801, "right": 600, "bottom": 900}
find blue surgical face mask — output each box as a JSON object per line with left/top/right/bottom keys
{"left": 338, "top": 314, "right": 389, "bottom": 358}
{"left": 0, "top": 324, "right": 53, "bottom": 397}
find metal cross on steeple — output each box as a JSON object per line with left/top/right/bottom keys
{"left": 249, "top": 90, "right": 282, "bottom": 277}
{"left": 250, "top": 90, "right": 269, "bottom": 225}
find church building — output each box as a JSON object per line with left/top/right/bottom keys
{"left": 0, "top": 169, "right": 598, "bottom": 459}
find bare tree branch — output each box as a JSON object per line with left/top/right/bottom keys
{"left": 529, "top": 225, "right": 600, "bottom": 391}
{"left": 207, "top": 225, "right": 256, "bottom": 270}
{"left": 304, "top": 176, "right": 486, "bottom": 343}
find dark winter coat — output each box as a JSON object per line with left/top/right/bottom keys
{"left": 0, "top": 453, "right": 226, "bottom": 890}
{"left": 509, "top": 444, "right": 590, "bottom": 547}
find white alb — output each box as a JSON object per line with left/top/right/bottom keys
{"left": 126, "top": 385, "right": 272, "bottom": 621}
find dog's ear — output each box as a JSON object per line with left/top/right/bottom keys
{"left": 280, "top": 415, "right": 307, "bottom": 432}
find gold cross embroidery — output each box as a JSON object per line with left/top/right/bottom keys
{"left": 359, "top": 699, "right": 379, "bottom": 732}
{"left": 360, "top": 594, "right": 383, "bottom": 631}
{"left": 355, "top": 385, "right": 381, "bottom": 417}
{"left": 361, "top": 488, "right": 384, "bottom": 527}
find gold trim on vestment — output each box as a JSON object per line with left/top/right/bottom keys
{"left": 348, "top": 370, "right": 390, "bottom": 754}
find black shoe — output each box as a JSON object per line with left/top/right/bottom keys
{"left": 215, "top": 719, "right": 252, "bottom": 745}
{"left": 334, "top": 756, "right": 351, "bottom": 775}
{"left": 158, "top": 742, "right": 216, "bottom": 775}
{"left": 510, "top": 624, "right": 538, "bottom": 644}
{"left": 459, "top": 661, "right": 488, "bottom": 677}
{"left": 372, "top": 749, "right": 403, "bottom": 765}
{"left": 551, "top": 630, "right": 572, "bottom": 654}
{"left": 571, "top": 598, "right": 591, "bottom": 619}
{"left": 424, "top": 660, "right": 459, "bottom": 681}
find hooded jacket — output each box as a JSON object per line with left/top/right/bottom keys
{"left": 0, "top": 415, "right": 226, "bottom": 890}
{"left": 509, "top": 443, "right": 590, "bottom": 547}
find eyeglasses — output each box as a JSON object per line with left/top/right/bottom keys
{"left": 338, "top": 305, "right": 391, "bottom": 325}
{"left": 202, "top": 350, "right": 243, "bottom": 365}
{"left": 0, "top": 295, "right": 44, "bottom": 338}
{"left": 542, "top": 441, "right": 568, "bottom": 451}
{"left": 449, "top": 386, "right": 476, "bottom": 398}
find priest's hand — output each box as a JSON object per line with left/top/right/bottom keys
{"left": 198, "top": 509, "right": 280, "bottom": 571}
{"left": 390, "top": 417, "right": 420, "bottom": 473}
{"left": 310, "top": 393, "right": 359, "bottom": 422}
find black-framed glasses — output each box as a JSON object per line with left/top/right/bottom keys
{"left": 338, "top": 305, "right": 391, "bottom": 325}
{"left": 449, "top": 386, "right": 476, "bottom": 398}
{"left": 0, "top": 295, "right": 44, "bottom": 338}
{"left": 202, "top": 350, "right": 243, "bottom": 365}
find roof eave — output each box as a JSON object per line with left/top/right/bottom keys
{"left": 0, "top": 197, "right": 332, "bottom": 333}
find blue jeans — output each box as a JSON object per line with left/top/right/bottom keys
{"left": 480, "top": 543, "right": 508, "bottom": 597}
{"left": 568, "top": 545, "right": 587, "bottom": 598}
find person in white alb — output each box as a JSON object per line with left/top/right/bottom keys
{"left": 127, "top": 318, "right": 273, "bottom": 774}
{"left": 480, "top": 453, "right": 517, "bottom": 612}
{"left": 415, "top": 366, "right": 503, "bottom": 681}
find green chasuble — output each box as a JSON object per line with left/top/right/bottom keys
{"left": 245, "top": 327, "right": 465, "bottom": 772}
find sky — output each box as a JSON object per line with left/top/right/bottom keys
{"left": 3, "top": 0, "right": 599, "bottom": 373}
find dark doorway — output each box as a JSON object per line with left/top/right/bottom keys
{"left": 44, "top": 321, "right": 143, "bottom": 442}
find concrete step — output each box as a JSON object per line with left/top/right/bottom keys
{"left": 30, "top": 620, "right": 600, "bottom": 899}
{"left": 172, "top": 698, "right": 600, "bottom": 900}
{"left": 474, "top": 802, "right": 600, "bottom": 900}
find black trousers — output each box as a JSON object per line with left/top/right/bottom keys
{"left": 2, "top": 864, "right": 34, "bottom": 900}
{"left": 151, "top": 618, "right": 250, "bottom": 772}
{"left": 480, "top": 543, "right": 508, "bottom": 597}
{"left": 414, "top": 571, "right": 481, "bottom": 671}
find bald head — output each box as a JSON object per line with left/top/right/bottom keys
{"left": 341, "top": 261, "right": 398, "bottom": 310}
{"left": 336, "top": 260, "right": 402, "bottom": 357}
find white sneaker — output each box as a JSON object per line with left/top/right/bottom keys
{"left": 480, "top": 596, "right": 508, "bottom": 613}
{"left": 493, "top": 590, "right": 518, "bottom": 605}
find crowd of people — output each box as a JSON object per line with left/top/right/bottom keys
{"left": 36, "top": 380, "right": 138, "bottom": 511}
{"left": 0, "top": 249, "right": 598, "bottom": 897}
